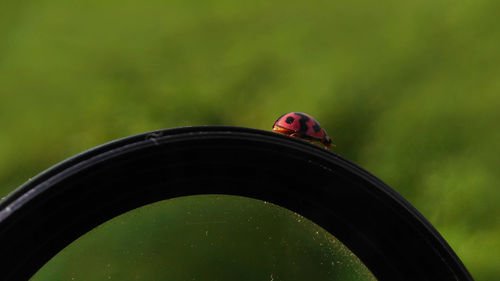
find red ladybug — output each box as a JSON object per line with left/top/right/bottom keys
{"left": 272, "top": 112, "right": 333, "bottom": 149}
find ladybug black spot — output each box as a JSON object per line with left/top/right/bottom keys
{"left": 294, "top": 113, "right": 309, "bottom": 133}
{"left": 312, "top": 121, "right": 321, "bottom": 133}
{"left": 285, "top": 116, "right": 295, "bottom": 124}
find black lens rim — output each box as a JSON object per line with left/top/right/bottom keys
{"left": 0, "top": 126, "right": 473, "bottom": 280}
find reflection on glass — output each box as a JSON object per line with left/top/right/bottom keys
{"left": 31, "top": 195, "right": 376, "bottom": 280}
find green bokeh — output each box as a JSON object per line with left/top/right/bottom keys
{"left": 1, "top": 0, "right": 499, "bottom": 279}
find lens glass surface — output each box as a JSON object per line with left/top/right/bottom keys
{"left": 31, "top": 195, "right": 376, "bottom": 281}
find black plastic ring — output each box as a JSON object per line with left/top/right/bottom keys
{"left": 0, "top": 126, "right": 473, "bottom": 280}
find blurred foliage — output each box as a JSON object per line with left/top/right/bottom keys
{"left": 0, "top": 0, "right": 499, "bottom": 280}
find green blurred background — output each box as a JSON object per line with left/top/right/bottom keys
{"left": 1, "top": 0, "right": 499, "bottom": 279}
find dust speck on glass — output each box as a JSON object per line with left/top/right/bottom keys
{"left": 30, "top": 195, "right": 376, "bottom": 281}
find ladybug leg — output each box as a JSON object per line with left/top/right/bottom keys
{"left": 289, "top": 133, "right": 301, "bottom": 138}
{"left": 322, "top": 138, "right": 335, "bottom": 150}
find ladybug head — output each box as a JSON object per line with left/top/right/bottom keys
{"left": 322, "top": 136, "right": 333, "bottom": 148}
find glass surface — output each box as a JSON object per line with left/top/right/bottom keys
{"left": 31, "top": 195, "right": 376, "bottom": 280}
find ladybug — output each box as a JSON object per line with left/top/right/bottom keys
{"left": 272, "top": 112, "right": 333, "bottom": 149}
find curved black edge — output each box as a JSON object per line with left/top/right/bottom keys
{"left": 0, "top": 126, "right": 473, "bottom": 281}
{"left": 0, "top": 126, "right": 236, "bottom": 207}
